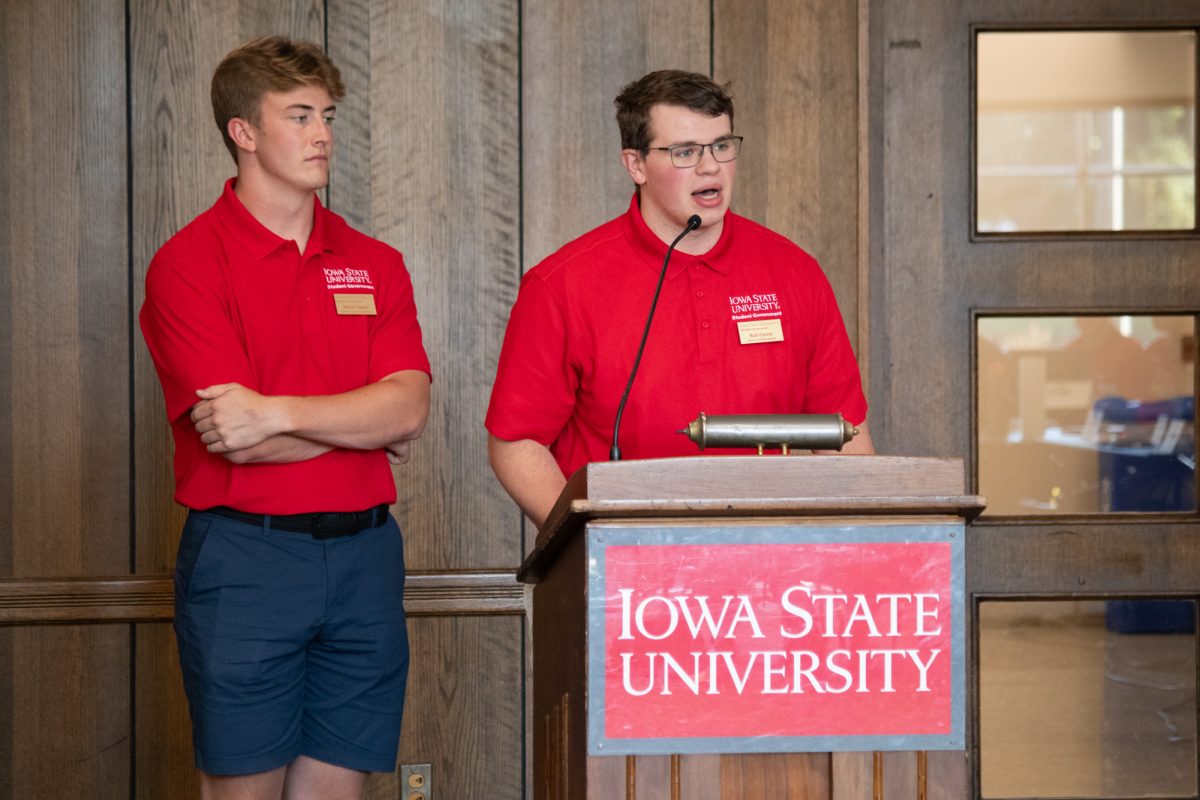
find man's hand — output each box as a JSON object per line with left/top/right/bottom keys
{"left": 385, "top": 440, "right": 411, "bottom": 465}
{"left": 191, "top": 383, "right": 283, "bottom": 453}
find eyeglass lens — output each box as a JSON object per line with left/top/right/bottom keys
{"left": 669, "top": 138, "right": 741, "bottom": 167}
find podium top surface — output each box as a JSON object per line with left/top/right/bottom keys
{"left": 517, "top": 455, "right": 985, "bottom": 583}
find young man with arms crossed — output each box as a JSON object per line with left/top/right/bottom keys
{"left": 141, "top": 36, "right": 430, "bottom": 800}
{"left": 486, "top": 70, "right": 873, "bottom": 526}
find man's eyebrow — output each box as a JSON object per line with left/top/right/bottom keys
{"left": 283, "top": 104, "right": 338, "bottom": 113}
{"left": 665, "top": 135, "right": 732, "bottom": 147}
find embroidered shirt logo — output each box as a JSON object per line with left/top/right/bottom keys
{"left": 323, "top": 267, "right": 375, "bottom": 291}
{"left": 728, "top": 292, "right": 782, "bottom": 321}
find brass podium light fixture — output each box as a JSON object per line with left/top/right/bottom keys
{"left": 679, "top": 412, "right": 858, "bottom": 454}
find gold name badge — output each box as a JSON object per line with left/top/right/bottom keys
{"left": 737, "top": 318, "right": 784, "bottom": 344}
{"left": 334, "top": 293, "right": 378, "bottom": 315}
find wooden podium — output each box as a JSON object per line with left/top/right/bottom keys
{"left": 518, "top": 455, "right": 984, "bottom": 799}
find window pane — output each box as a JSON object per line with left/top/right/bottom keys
{"left": 977, "top": 315, "right": 1195, "bottom": 515}
{"left": 977, "top": 31, "right": 1196, "bottom": 233}
{"left": 980, "top": 600, "right": 1197, "bottom": 798}
{"left": 1125, "top": 175, "right": 1197, "bottom": 229}
{"left": 979, "top": 176, "right": 1091, "bottom": 232}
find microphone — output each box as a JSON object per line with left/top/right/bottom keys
{"left": 610, "top": 214, "right": 702, "bottom": 461}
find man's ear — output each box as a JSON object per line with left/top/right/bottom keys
{"left": 228, "top": 117, "right": 257, "bottom": 154}
{"left": 620, "top": 149, "right": 648, "bottom": 186}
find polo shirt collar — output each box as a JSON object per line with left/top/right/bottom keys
{"left": 213, "top": 178, "right": 334, "bottom": 260}
{"left": 621, "top": 193, "right": 736, "bottom": 277}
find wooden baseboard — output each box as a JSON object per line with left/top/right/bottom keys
{"left": 0, "top": 570, "right": 525, "bottom": 625}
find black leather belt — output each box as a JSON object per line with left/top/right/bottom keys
{"left": 203, "top": 504, "right": 388, "bottom": 539}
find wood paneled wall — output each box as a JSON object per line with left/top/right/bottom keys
{"left": 1, "top": 2, "right": 132, "bottom": 797}
{"left": 1, "top": 1, "right": 868, "bottom": 797}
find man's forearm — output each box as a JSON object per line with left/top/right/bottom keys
{"left": 487, "top": 434, "right": 566, "bottom": 529}
{"left": 222, "top": 434, "right": 334, "bottom": 464}
{"left": 277, "top": 371, "right": 430, "bottom": 449}
{"left": 193, "top": 370, "right": 431, "bottom": 454}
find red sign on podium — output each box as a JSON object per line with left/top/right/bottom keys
{"left": 586, "top": 523, "right": 965, "bottom": 755}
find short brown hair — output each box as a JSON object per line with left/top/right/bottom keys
{"left": 211, "top": 36, "right": 345, "bottom": 162}
{"left": 614, "top": 70, "right": 734, "bottom": 151}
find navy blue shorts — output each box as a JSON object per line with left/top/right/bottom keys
{"left": 173, "top": 509, "right": 409, "bottom": 776}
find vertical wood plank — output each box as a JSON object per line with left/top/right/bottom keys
{"left": 713, "top": 0, "right": 862, "bottom": 350}
{"left": 0, "top": 630, "right": 9, "bottom": 800}
{"left": 720, "top": 752, "right": 830, "bottom": 798}
{"left": 679, "top": 754, "right": 722, "bottom": 800}
{"left": 0, "top": 1, "right": 131, "bottom": 795}
{"left": 0, "top": 627, "right": 131, "bottom": 798}
{"left": 325, "top": 0, "right": 371, "bottom": 233}
{"left": 870, "top": 0, "right": 953, "bottom": 457}
{"left": 635, "top": 754, "right": 672, "bottom": 799}
{"left": 586, "top": 754, "right": 628, "bottom": 797}
{"left": 364, "top": 615, "right": 524, "bottom": 799}
{"left": 134, "top": 623, "right": 197, "bottom": 800}
{"left": 831, "top": 752, "right": 874, "bottom": 800}
{"left": 924, "top": 750, "right": 968, "bottom": 800}
{"left": 856, "top": 0, "right": 873, "bottom": 396}
{"left": 880, "top": 752, "right": 916, "bottom": 800}
{"left": 0, "top": 0, "right": 128, "bottom": 576}
{"left": 522, "top": 0, "right": 710, "bottom": 272}
{"left": 129, "top": 3, "right": 323, "bottom": 795}
{"left": 329, "top": 0, "right": 522, "bottom": 570}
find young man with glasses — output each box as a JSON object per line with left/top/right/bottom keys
{"left": 486, "top": 69, "right": 873, "bottom": 527}
{"left": 140, "top": 36, "right": 430, "bottom": 799}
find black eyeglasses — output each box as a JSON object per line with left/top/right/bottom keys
{"left": 645, "top": 136, "right": 743, "bottom": 168}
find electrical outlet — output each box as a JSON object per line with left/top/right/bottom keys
{"left": 400, "top": 763, "right": 432, "bottom": 800}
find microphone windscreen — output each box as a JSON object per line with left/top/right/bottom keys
{"left": 687, "top": 214, "right": 702, "bottom": 230}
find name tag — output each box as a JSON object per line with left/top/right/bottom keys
{"left": 737, "top": 318, "right": 784, "bottom": 344}
{"left": 334, "top": 293, "right": 377, "bottom": 315}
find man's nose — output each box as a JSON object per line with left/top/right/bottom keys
{"left": 314, "top": 119, "right": 332, "bottom": 145}
{"left": 695, "top": 144, "right": 721, "bottom": 171}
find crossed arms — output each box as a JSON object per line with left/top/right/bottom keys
{"left": 141, "top": 249, "right": 431, "bottom": 468}
{"left": 190, "top": 370, "right": 431, "bottom": 465}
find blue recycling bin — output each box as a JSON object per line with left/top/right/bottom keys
{"left": 1105, "top": 600, "right": 1195, "bottom": 634}
{"left": 1094, "top": 396, "right": 1194, "bottom": 513}
{"left": 1096, "top": 397, "right": 1195, "bottom": 633}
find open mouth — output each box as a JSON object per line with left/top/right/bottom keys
{"left": 693, "top": 188, "right": 720, "bottom": 200}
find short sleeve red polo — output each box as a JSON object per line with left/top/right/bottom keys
{"left": 485, "top": 194, "right": 866, "bottom": 478}
{"left": 140, "top": 179, "right": 430, "bottom": 513}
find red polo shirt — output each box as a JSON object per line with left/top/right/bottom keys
{"left": 141, "top": 179, "right": 430, "bottom": 513}
{"left": 485, "top": 195, "right": 867, "bottom": 478}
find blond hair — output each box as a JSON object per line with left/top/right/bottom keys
{"left": 211, "top": 36, "right": 345, "bottom": 162}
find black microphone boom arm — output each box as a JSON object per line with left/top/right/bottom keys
{"left": 610, "top": 214, "right": 703, "bottom": 461}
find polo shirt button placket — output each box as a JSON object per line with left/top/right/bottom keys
{"left": 691, "top": 273, "right": 714, "bottom": 335}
